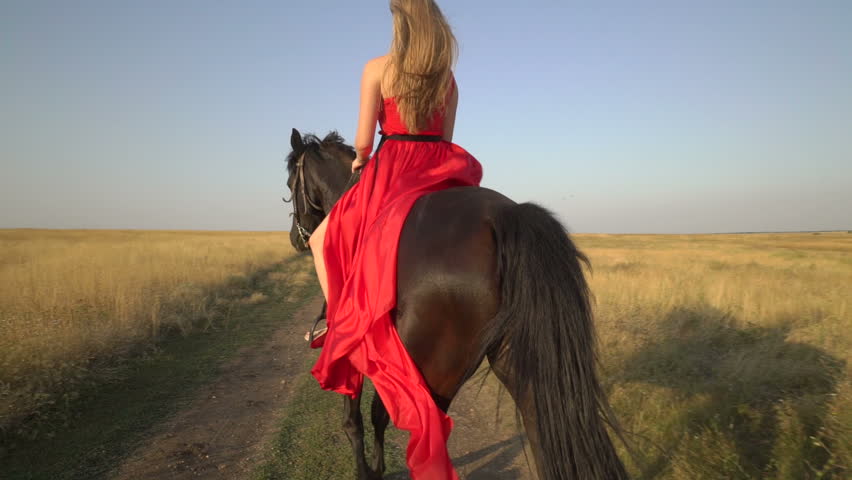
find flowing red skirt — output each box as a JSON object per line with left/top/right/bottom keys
{"left": 311, "top": 138, "right": 482, "bottom": 479}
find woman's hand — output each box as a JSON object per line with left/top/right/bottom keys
{"left": 352, "top": 156, "right": 368, "bottom": 173}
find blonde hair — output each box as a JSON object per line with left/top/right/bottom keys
{"left": 387, "top": 0, "right": 457, "bottom": 133}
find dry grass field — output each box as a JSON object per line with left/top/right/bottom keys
{"left": 1, "top": 229, "right": 849, "bottom": 479}
{"left": 577, "top": 232, "right": 851, "bottom": 479}
{"left": 0, "top": 229, "right": 295, "bottom": 437}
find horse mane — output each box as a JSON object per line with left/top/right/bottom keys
{"left": 286, "top": 131, "right": 354, "bottom": 179}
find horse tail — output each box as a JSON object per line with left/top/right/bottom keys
{"left": 483, "top": 202, "right": 629, "bottom": 480}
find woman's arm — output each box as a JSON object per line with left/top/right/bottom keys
{"left": 442, "top": 78, "right": 458, "bottom": 142}
{"left": 352, "top": 58, "right": 383, "bottom": 170}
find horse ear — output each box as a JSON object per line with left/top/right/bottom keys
{"left": 291, "top": 128, "right": 304, "bottom": 151}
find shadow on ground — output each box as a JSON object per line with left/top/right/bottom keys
{"left": 616, "top": 304, "right": 844, "bottom": 478}
{"left": 384, "top": 435, "right": 527, "bottom": 479}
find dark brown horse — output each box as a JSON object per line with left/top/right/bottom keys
{"left": 284, "top": 129, "right": 629, "bottom": 480}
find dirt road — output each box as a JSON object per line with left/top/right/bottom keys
{"left": 112, "top": 295, "right": 532, "bottom": 479}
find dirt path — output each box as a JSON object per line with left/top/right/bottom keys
{"left": 111, "top": 296, "right": 325, "bottom": 480}
{"left": 111, "top": 293, "right": 533, "bottom": 480}
{"left": 445, "top": 370, "right": 534, "bottom": 479}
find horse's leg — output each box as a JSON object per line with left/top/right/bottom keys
{"left": 369, "top": 391, "right": 390, "bottom": 475}
{"left": 487, "top": 350, "right": 543, "bottom": 476}
{"left": 366, "top": 390, "right": 450, "bottom": 475}
{"left": 342, "top": 392, "right": 373, "bottom": 479}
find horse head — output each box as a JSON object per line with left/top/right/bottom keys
{"left": 284, "top": 128, "right": 355, "bottom": 251}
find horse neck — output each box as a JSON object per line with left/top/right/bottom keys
{"left": 315, "top": 151, "right": 354, "bottom": 213}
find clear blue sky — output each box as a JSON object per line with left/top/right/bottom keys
{"left": 2, "top": 0, "right": 850, "bottom": 233}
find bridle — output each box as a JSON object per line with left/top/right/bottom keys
{"left": 284, "top": 148, "right": 361, "bottom": 247}
{"left": 284, "top": 151, "right": 324, "bottom": 247}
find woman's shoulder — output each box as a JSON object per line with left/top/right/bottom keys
{"left": 364, "top": 55, "right": 390, "bottom": 74}
{"left": 364, "top": 56, "right": 393, "bottom": 98}
{"left": 357, "top": 56, "right": 389, "bottom": 101}
{"left": 362, "top": 56, "right": 389, "bottom": 87}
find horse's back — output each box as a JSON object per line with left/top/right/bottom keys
{"left": 395, "top": 186, "right": 513, "bottom": 402}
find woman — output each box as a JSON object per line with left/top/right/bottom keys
{"left": 308, "top": 1, "right": 482, "bottom": 477}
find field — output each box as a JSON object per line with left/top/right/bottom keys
{"left": 0, "top": 230, "right": 297, "bottom": 438}
{"left": 579, "top": 232, "right": 851, "bottom": 479}
{"left": 0, "top": 229, "right": 850, "bottom": 479}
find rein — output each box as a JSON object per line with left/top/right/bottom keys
{"left": 283, "top": 151, "right": 324, "bottom": 247}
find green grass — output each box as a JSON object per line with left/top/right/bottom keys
{"left": 610, "top": 305, "right": 844, "bottom": 479}
{"left": 0, "top": 255, "right": 318, "bottom": 480}
{"left": 253, "top": 352, "right": 408, "bottom": 479}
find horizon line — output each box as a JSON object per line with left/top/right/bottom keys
{"left": 1, "top": 227, "right": 849, "bottom": 236}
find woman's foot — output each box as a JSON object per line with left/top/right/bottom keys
{"left": 305, "top": 325, "right": 328, "bottom": 342}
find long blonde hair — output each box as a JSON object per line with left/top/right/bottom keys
{"left": 387, "top": 0, "right": 457, "bottom": 133}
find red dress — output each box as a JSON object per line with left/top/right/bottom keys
{"left": 311, "top": 94, "right": 482, "bottom": 479}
